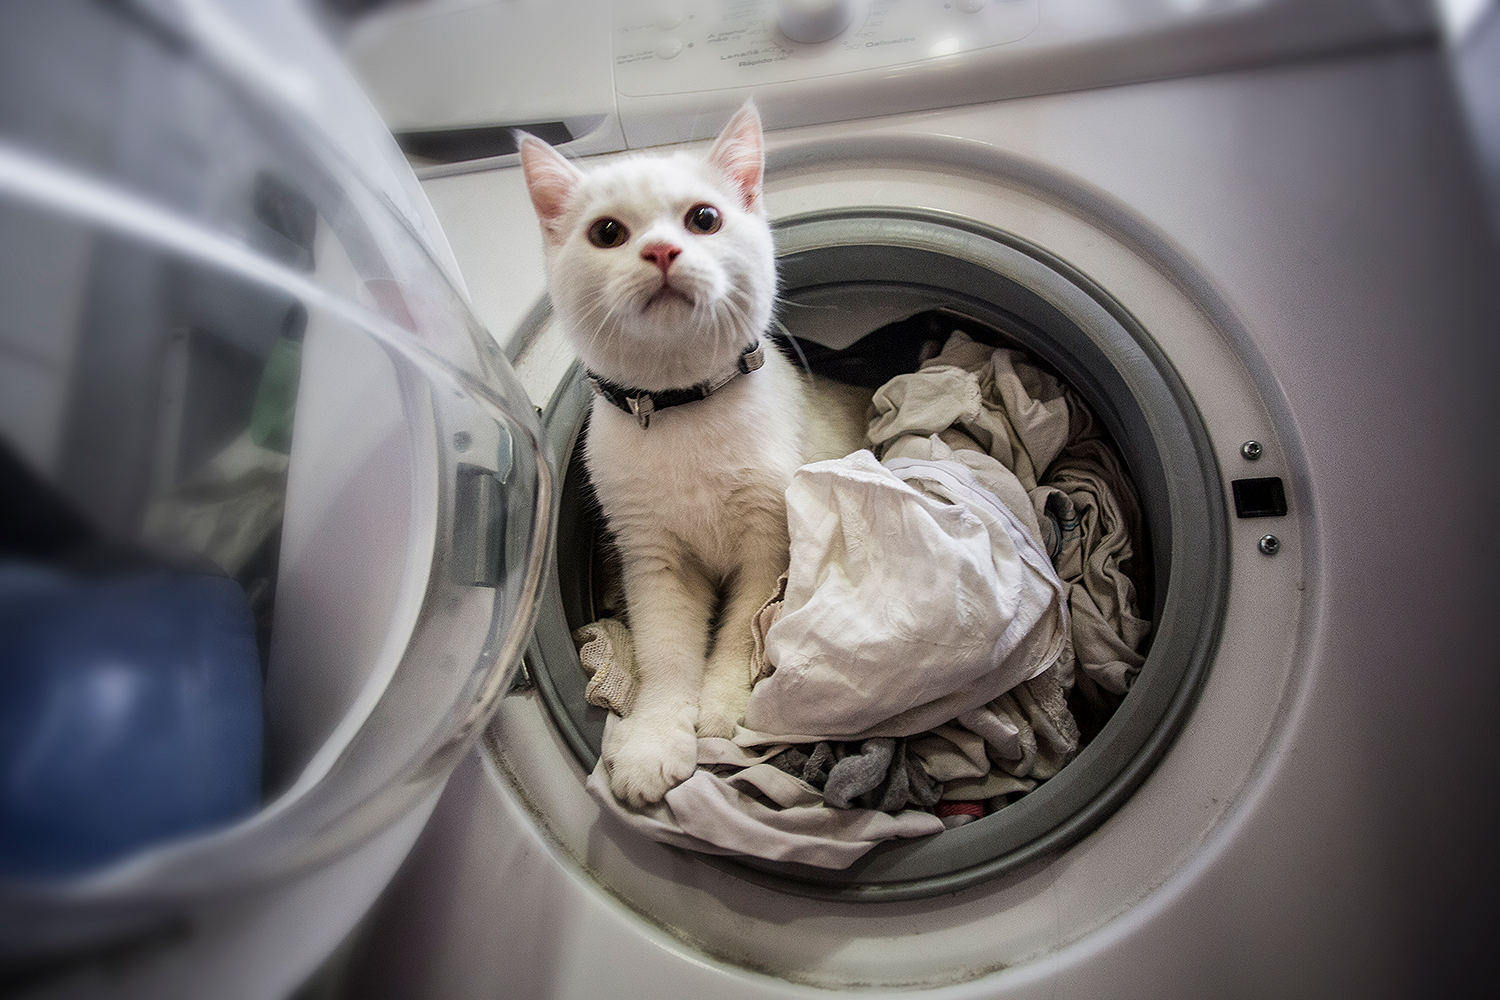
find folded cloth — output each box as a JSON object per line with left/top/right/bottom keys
{"left": 907, "top": 723, "right": 992, "bottom": 782}
{"left": 956, "top": 667, "right": 1080, "bottom": 781}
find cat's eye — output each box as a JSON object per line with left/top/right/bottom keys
{"left": 587, "top": 217, "right": 629, "bottom": 248}
{"left": 684, "top": 203, "right": 722, "bottom": 235}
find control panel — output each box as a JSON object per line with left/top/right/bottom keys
{"left": 346, "top": 0, "right": 1436, "bottom": 170}
{"left": 614, "top": 0, "right": 1038, "bottom": 97}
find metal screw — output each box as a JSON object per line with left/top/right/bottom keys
{"left": 1258, "top": 534, "right": 1281, "bottom": 556}
{"left": 1241, "top": 440, "right": 1264, "bottom": 461}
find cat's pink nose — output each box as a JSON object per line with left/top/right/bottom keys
{"left": 640, "top": 242, "right": 681, "bottom": 274}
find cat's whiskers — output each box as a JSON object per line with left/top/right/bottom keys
{"left": 725, "top": 285, "right": 760, "bottom": 340}
{"left": 702, "top": 298, "right": 735, "bottom": 355}
{"left": 573, "top": 287, "right": 622, "bottom": 364}
{"left": 778, "top": 321, "right": 813, "bottom": 376}
{"left": 586, "top": 302, "right": 624, "bottom": 363}
{"left": 772, "top": 295, "right": 838, "bottom": 313}
{"left": 573, "top": 288, "right": 611, "bottom": 329}
{"left": 692, "top": 290, "right": 719, "bottom": 336}
{"left": 569, "top": 285, "right": 611, "bottom": 332}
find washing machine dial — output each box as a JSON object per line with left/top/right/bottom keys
{"left": 776, "top": 0, "right": 855, "bottom": 43}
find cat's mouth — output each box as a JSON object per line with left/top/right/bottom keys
{"left": 643, "top": 282, "right": 695, "bottom": 311}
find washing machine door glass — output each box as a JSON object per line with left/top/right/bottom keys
{"left": 0, "top": 0, "right": 552, "bottom": 958}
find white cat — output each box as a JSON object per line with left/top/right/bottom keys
{"left": 521, "top": 103, "right": 864, "bottom": 806}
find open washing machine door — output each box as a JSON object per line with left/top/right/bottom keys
{"left": 0, "top": 1, "right": 554, "bottom": 995}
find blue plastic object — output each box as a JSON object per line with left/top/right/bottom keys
{"left": 0, "top": 563, "right": 263, "bottom": 879}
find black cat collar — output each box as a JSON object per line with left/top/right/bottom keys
{"left": 585, "top": 342, "right": 765, "bottom": 429}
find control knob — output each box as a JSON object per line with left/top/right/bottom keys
{"left": 775, "top": 0, "right": 855, "bottom": 44}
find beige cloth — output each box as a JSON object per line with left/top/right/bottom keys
{"left": 1035, "top": 427, "right": 1150, "bottom": 694}
{"left": 867, "top": 331, "right": 1071, "bottom": 500}
{"left": 586, "top": 725, "right": 943, "bottom": 869}
{"left": 574, "top": 618, "right": 637, "bottom": 714}
{"left": 870, "top": 331, "right": 1149, "bottom": 695}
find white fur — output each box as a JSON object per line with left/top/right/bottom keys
{"left": 521, "top": 104, "right": 866, "bottom": 806}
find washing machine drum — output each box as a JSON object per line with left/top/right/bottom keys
{"left": 526, "top": 210, "right": 1227, "bottom": 900}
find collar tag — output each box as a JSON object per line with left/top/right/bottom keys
{"left": 626, "top": 393, "right": 654, "bottom": 429}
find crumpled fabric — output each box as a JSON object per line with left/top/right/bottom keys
{"left": 869, "top": 331, "right": 1149, "bottom": 695}
{"left": 581, "top": 628, "right": 942, "bottom": 816}
{"left": 867, "top": 330, "right": 1070, "bottom": 500}
{"left": 1035, "top": 421, "right": 1151, "bottom": 695}
{"left": 767, "top": 738, "right": 943, "bottom": 812}
{"left": 574, "top": 618, "right": 637, "bottom": 714}
{"left": 825, "top": 738, "right": 943, "bottom": 811}
{"left": 579, "top": 330, "right": 1150, "bottom": 868}
{"left": 585, "top": 722, "right": 944, "bottom": 870}
{"left": 738, "top": 451, "right": 1069, "bottom": 741}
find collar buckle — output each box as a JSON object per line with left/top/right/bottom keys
{"left": 738, "top": 342, "right": 765, "bottom": 375}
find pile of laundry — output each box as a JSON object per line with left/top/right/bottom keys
{"left": 577, "top": 331, "right": 1151, "bottom": 869}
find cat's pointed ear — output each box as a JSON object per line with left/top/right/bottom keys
{"left": 706, "top": 101, "right": 765, "bottom": 214}
{"left": 520, "top": 133, "right": 584, "bottom": 241}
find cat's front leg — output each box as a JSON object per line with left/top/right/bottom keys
{"left": 698, "top": 549, "right": 788, "bottom": 739}
{"left": 602, "top": 559, "right": 715, "bottom": 807}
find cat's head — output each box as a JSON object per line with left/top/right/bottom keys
{"left": 520, "top": 103, "right": 775, "bottom": 391}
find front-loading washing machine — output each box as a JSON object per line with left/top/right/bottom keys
{"left": 330, "top": 1, "right": 1500, "bottom": 998}
{"left": 3, "top": 1, "right": 1496, "bottom": 998}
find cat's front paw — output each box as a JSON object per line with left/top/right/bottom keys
{"left": 602, "top": 710, "right": 698, "bottom": 807}
{"left": 695, "top": 695, "right": 743, "bottom": 740}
